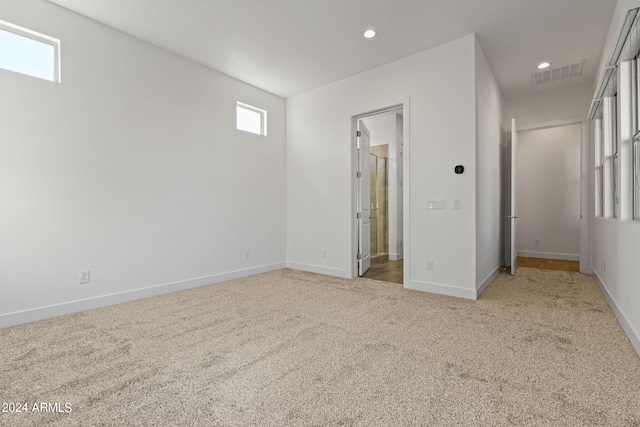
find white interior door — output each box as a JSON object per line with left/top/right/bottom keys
{"left": 510, "top": 118, "right": 518, "bottom": 275}
{"left": 358, "top": 120, "right": 371, "bottom": 276}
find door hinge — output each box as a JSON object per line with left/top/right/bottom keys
{"left": 357, "top": 212, "right": 362, "bottom": 219}
{"left": 357, "top": 171, "right": 362, "bottom": 178}
{"left": 357, "top": 253, "right": 362, "bottom": 260}
{"left": 356, "top": 130, "right": 362, "bottom": 137}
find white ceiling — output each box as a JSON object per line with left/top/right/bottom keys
{"left": 47, "top": 0, "right": 617, "bottom": 99}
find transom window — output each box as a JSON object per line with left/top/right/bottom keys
{"left": 0, "top": 20, "right": 60, "bottom": 82}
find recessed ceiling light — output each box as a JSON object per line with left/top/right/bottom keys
{"left": 364, "top": 29, "right": 376, "bottom": 39}
{"left": 538, "top": 62, "right": 551, "bottom": 69}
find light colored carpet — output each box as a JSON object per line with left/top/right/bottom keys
{"left": 1, "top": 268, "right": 639, "bottom": 426}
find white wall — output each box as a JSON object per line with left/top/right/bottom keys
{"left": 0, "top": 0, "right": 286, "bottom": 327}
{"left": 589, "top": 0, "right": 640, "bottom": 356}
{"left": 361, "top": 112, "right": 403, "bottom": 260}
{"left": 475, "top": 38, "right": 506, "bottom": 293}
{"left": 287, "top": 34, "right": 496, "bottom": 299}
{"left": 506, "top": 84, "right": 593, "bottom": 127}
{"left": 362, "top": 113, "right": 397, "bottom": 148}
{"left": 517, "top": 125, "right": 581, "bottom": 260}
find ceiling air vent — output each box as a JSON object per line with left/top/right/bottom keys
{"left": 531, "top": 61, "right": 584, "bottom": 86}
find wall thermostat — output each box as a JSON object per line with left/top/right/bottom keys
{"left": 455, "top": 165, "right": 464, "bottom": 174}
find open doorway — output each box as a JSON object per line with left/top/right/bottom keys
{"left": 355, "top": 108, "right": 404, "bottom": 284}
{"left": 515, "top": 122, "right": 585, "bottom": 272}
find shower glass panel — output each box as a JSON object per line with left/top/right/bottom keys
{"left": 369, "top": 153, "right": 388, "bottom": 259}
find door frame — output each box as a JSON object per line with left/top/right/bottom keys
{"left": 357, "top": 120, "right": 372, "bottom": 276}
{"left": 349, "top": 96, "right": 410, "bottom": 283}
{"left": 514, "top": 116, "right": 590, "bottom": 274}
{"left": 510, "top": 118, "right": 518, "bottom": 275}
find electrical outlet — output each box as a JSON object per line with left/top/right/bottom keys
{"left": 79, "top": 270, "right": 90, "bottom": 284}
{"left": 426, "top": 259, "right": 434, "bottom": 270}
{"left": 244, "top": 250, "right": 250, "bottom": 260}
{"left": 534, "top": 238, "right": 540, "bottom": 246}
{"left": 493, "top": 251, "right": 496, "bottom": 260}
{"left": 604, "top": 261, "right": 607, "bottom": 272}
{"left": 322, "top": 249, "right": 327, "bottom": 258}
{"left": 452, "top": 198, "right": 461, "bottom": 209}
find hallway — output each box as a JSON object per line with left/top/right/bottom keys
{"left": 362, "top": 259, "right": 403, "bottom": 284}
{"left": 517, "top": 257, "right": 579, "bottom": 272}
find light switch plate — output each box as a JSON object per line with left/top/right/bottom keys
{"left": 427, "top": 199, "right": 445, "bottom": 210}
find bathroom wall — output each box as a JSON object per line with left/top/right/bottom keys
{"left": 362, "top": 113, "right": 402, "bottom": 260}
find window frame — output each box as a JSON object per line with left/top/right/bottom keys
{"left": 236, "top": 102, "right": 267, "bottom": 136}
{"left": 612, "top": 93, "right": 620, "bottom": 219}
{"left": 595, "top": 118, "right": 604, "bottom": 217}
{"left": 602, "top": 95, "right": 617, "bottom": 219}
{"left": 0, "top": 19, "right": 61, "bottom": 83}
{"left": 634, "top": 58, "right": 640, "bottom": 221}
{"left": 633, "top": 131, "right": 640, "bottom": 221}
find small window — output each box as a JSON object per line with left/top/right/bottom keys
{"left": 236, "top": 102, "right": 267, "bottom": 136}
{"left": 0, "top": 20, "right": 60, "bottom": 82}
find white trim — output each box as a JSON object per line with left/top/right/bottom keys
{"left": 592, "top": 269, "right": 640, "bottom": 358}
{"left": 286, "top": 262, "right": 351, "bottom": 278}
{"left": 579, "top": 120, "right": 590, "bottom": 274}
{"left": 406, "top": 280, "right": 477, "bottom": 300}
{"left": 517, "top": 116, "right": 584, "bottom": 132}
{"left": 517, "top": 251, "right": 580, "bottom": 261}
{"left": 634, "top": 133, "right": 640, "bottom": 221}
{"left": 476, "top": 263, "right": 504, "bottom": 298}
{"left": 388, "top": 253, "right": 401, "bottom": 261}
{"left": 0, "top": 262, "right": 286, "bottom": 329}
{"left": 0, "top": 19, "right": 61, "bottom": 83}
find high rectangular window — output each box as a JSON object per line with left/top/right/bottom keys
{"left": 0, "top": 20, "right": 60, "bottom": 82}
{"left": 236, "top": 102, "right": 267, "bottom": 136}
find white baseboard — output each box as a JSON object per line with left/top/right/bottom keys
{"left": 405, "top": 280, "right": 477, "bottom": 300}
{"left": 592, "top": 269, "right": 640, "bottom": 358}
{"left": 517, "top": 251, "right": 580, "bottom": 261}
{"left": 476, "top": 263, "right": 505, "bottom": 298}
{"left": 388, "top": 253, "right": 402, "bottom": 261}
{"left": 0, "top": 262, "right": 287, "bottom": 329}
{"left": 286, "top": 262, "right": 351, "bottom": 279}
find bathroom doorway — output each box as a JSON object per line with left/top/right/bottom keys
{"left": 359, "top": 109, "right": 404, "bottom": 284}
